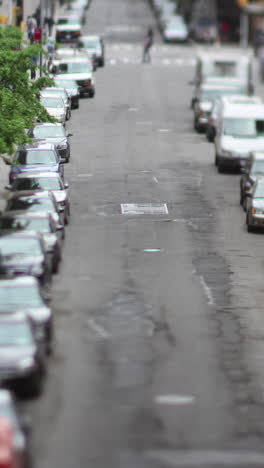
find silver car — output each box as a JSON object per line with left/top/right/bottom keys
{"left": 40, "top": 95, "right": 67, "bottom": 126}
{"left": 41, "top": 87, "right": 71, "bottom": 120}
{"left": 5, "top": 172, "right": 70, "bottom": 225}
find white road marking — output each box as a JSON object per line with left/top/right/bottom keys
{"left": 158, "top": 128, "right": 172, "bottom": 133}
{"left": 128, "top": 107, "right": 139, "bottom": 112}
{"left": 143, "top": 249, "right": 163, "bottom": 252}
{"left": 87, "top": 319, "right": 110, "bottom": 339}
{"left": 109, "top": 59, "right": 117, "bottom": 65}
{"left": 154, "top": 394, "right": 195, "bottom": 405}
{"left": 136, "top": 121, "right": 152, "bottom": 125}
{"left": 77, "top": 173, "right": 93, "bottom": 177}
{"left": 199, "top": 275, "right": 215, "bottom": 306}
{"left": 121, "top": 203, "right": 168, "bottom": 215}
{"left": 153, "top": 176, "right": 159, "bottom": 183}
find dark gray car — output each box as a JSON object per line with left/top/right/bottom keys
{"left": 28, "top": 123, "right": 72, "bottom": 163}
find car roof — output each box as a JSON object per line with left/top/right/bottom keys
{"left": 2, "top": 210, "right": 52, "bottom": 220}
{"left": 0, "top": 275, "right": 38, "bottom": 287}
{"left": 221, "top": 96, "right": 262, "bottom": 105}
{"left": 14, "top": 172, "right": 61, "bottom": 179}
{"left": 252, "top": 151, "right": 264, "bottom": 161}
{"left": 222, "top": 102, "right": 264, "bottom": 118}
{"left": 17, "top": 141, "right": 56, "bottom": 150}
{"left": 8, "top": 190, "right": 54, "bottom": 199}
{"left": 0, "top": 231, "right": 42, "bottom": 240}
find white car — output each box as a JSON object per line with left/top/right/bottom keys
{"left": 40, "top": 95, "right": 67, "bottom": 125}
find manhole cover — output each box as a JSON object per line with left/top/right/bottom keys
{"left": 121, "top": 204, "right": 168, "bottom": 215}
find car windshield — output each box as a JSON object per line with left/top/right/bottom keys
{"left": 13, "top": 177, "right": 62, "bottom": 191}
{"left": 0, "top": 217, "right": 51, "bottom": 233}
{"left": 0, "top": 322, "right": 33, "bottom": 346}
{"left": 0, "top": 284, "right": 42, "bottom": 307}
{"left": 79, "top": 39, "right": 100, "bottom": 49}
{"left": 223, "top": 118, "right": 264, "bottom": 137}
{"left": 251, "top": 160, "right": 264, "bottom": 174}
{"left": 201, "top": 88, "right": 240, "bottom": 102}
{"left": 7, "top": 197, "right": 55, "bottom": 213}
{"left": 254, "top": 183, "right": 264, "bottom": 198}
{"left": 41, "top": 97, "right": 64, "bottom": 108}
{"left": 57, "top": 17, "right": 80, "bottom": 25}
{"left": 0, "top": 238, "right": 42, "bottom": 256}
{"left": 33, "top": 126, "right": 65, "bottom": 138}
{"left": 58, "top": 61, "right": 92, "bottom": 74}
{"left": 15, "top": 150, "right": 57, "bottom": 165}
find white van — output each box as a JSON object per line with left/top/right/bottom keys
{"left": 191, "top": 50, "right": 254, "bottom": 107}
{"left": 214, "top": 98, "right": 264, "bottom": 172}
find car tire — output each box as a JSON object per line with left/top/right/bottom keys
{"left": 214, "top": 153, "right": 218, "bottom": 166}
{"left": 27, "top": 371, "right": 43, "bottom": 398}
{"left": 247, "top": 222, "right": 253, "bottom": 233}
{"left": 218, "top": 161, "right": 224, "bottom": 173}
{"left": 89, "top": 90, "right": 95, "bottom": 98}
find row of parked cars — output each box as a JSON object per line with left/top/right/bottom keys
{"left": 0, "top": 0, "right": 101, "bottom": 466}
{"left": 191, "top": 48, "right": 264, "bottom": 232}
{"left": 149, "top": 0, "right": 188, "bottom": 43}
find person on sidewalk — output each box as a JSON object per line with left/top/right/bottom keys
{"left": 142, "top": 27, "right": 154, "bottom": 64}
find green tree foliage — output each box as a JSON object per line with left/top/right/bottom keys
{"left": 0, "top": 26, "right": 55, "bottom": 154}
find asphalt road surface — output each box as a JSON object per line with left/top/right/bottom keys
{"left": 20, "top": 0, "right": 264, "bottom": 467}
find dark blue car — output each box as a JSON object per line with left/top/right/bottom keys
{"left": 8, "top": 142, "right": 65, "bottom": 184}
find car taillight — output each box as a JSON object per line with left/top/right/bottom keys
{"left": 84, "top": 80, "right": 91, "bottom": 86}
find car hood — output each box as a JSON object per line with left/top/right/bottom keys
{"left": 45, "top": 107, "right": 65, "bottom": 116}
{"left": 0, "top": 305, "right": 51, "bottom": 323}
{"left": 1, "top": 254, "right": 43, "bottom": 267}
{"left": 221, "top": 136, "right": 264, "bottom": 153}
{"left": 51, "top": 190, "right": 67, "bottom": 203}
{"left": 0, "top": 346, "right": 35, "bottom": 364}
{"left": 33, "top": 137, "right": 67, "bottom": 146}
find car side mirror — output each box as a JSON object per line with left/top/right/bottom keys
{"left": 57, "top": 224, "right": 64, "bottom": 230}
{"left": 4, "top": 185, "right": 11, "bottom": 190}
{"left": 67, "top": 133, "right": 73, "bottom": 137}
{"left": 64, "top": 182, "right": 69, "bottom": 189}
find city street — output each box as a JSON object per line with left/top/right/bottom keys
{"left": 20, "top": 0, "right": 264, "bottom": 467}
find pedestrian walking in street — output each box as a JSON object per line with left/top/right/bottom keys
{"left": 142, "top": 27, "right": 154, "bottom": 64}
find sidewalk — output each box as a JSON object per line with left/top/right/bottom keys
{"left": 0, "top": 157, "right": 11, "bottom": 212}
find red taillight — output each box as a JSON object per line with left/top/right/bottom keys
{"left": 84, "top": 80, "right": 91, "bottom": 86}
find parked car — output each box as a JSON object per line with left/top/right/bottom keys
{"left": 0, "top": 231, "right": 52, "bottom": 286}
{"left": 40, "top": 95, "right": 67, "bottom": 125}
{"left": 240, "top": 151, "right": 264, "bottom": 210}
{"left": 41, "top": 87, "right": 71, "bottom": 120}
{"left": 189, "top": 17, "right": 218, "bottom": 43}
{"left": 214, "top": 98, "right": 264, "bottom": 172}
{"left": 162, "top": 15, "right": 188, "bottom": 42}
{"left": 7, "top": 141, "right": 65, "bottom": 184}
{"left": 0, "top": 313, "right": 46, "bottom": 396}
{"left": 0, "top": 389, "right": 33, "bottom": 466}
{"left": 6, "top": 173, "right": 70, "bottom": 225}
{"left": 53, "top": 77, "right": 80, "bottom": 109}
{"left": 193, "top": 83, "right": 243, "bottom": 133}
{"left": 0, "top": 276, "right": 53, "bottom": 351}
{"left": 5, "top": 191, "right": 65, "bottom": 236}
{"left": 55, "top": 15, "right": 82, "bottom": 43}
{"left": 55, "top": 57, "right": 95, "bottom": 97}
{"left": 27, "top": 123, "right": 72, "bottom": 163}
{"left": 0, "top": 211, "right": 63, "bottom": 273}
{"left": 246, "top": 178, "right": 264, "bottom": 232}
{"left": 77, "top": 35, "right": 105, "bottom": 67}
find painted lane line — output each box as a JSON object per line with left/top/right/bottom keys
{"left": 143, "top": 249, "right": 163, "bottom": 253}
{"left": 158, "top": 128, "right": 172, "bottom": 133}
{"left": 154, "top": 394, "right": 195, "bottom": 406}
{"left": 87, "top": 318, "right": 110, "bottom": 339}
{"left": 128, "top": 107, "right": 139, "bottom": 112}
{"left": 136, "top": 121, "right": 152, "bottom": 125}
{"left": 77, "top": 173, "right": 93, "bottom": 177}
{"left": 199, "top": 275, "right": 215, "bottom": 306}
{"left": 153, "top": 176, "right": 159, "bottom": 183}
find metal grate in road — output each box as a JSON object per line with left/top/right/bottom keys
{"left": 121, "top": 203, "right": 168, "bottom": 215}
